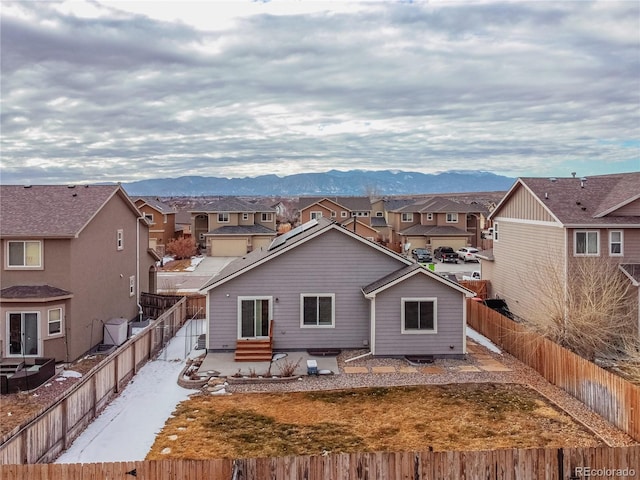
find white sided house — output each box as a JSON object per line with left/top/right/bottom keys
{"left": 200, "top": 217, "right": 474, "bottom": 360}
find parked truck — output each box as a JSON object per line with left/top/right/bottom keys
{"left": 462, "top": 271, "right": 481, "bottom": 281}
{"left": 433, "top": 246, "right": 459, "bottom": 263}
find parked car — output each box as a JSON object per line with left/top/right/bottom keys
{"left": 462, "top": 271, "right": 481, "bottom": 281}
{"left": 457, "top": 247, "right": 479, "bottom": 263}
{"left": 412, "top": 248, "right": 432, "bottom": 263}
{"left": 433, "top": 246, "right": 458, "bottom": 263}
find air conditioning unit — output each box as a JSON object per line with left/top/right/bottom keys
{"left": 104, "top": 318, "right": 128, "bottom": 346}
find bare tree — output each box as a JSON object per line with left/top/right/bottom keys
{"left": 529, "top": 256, "right": 639, "bottom": 363}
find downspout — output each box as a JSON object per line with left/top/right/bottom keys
{"left": 136, "top": 215, "right": 145, "bottom": 321}
{"left": 563, "top": 228, "right": 569, "bottom": 335}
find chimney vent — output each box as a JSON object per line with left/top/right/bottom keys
{"left": 580, "top": 177, "right": 587, "bottom": 188}
{"left": 571, "top": 172, "right": 576, "bottom": 178}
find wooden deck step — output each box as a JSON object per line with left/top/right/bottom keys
{"left": 235, "top": 339, "right": 273, "bottom": 361}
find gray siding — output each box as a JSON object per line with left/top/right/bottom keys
{"left": 373, "top": 274, "right": 465, "bottom": 356}
{"left": 208, "top": 229, "right": 407, "bottom": 351}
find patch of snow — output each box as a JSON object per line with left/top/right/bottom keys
{"left": 467, "top": 327, "right": 502, "bottom": 354}
{"left": 55, "top": 319, "right": 205, "bottom": 464}
{"left": 60, "top": 370, "right": 82, "bottom": 378}
{"left": 183, "top": 255, "right": 204, "bottom": 272}
{"left": 272, "top": 353, "right": 287, "bottom": 361}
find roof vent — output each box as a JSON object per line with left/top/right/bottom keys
{"left": 544, "top": 192, "right": 548, "bottom": 199}
{"left": 550, "top": 177, "right": 557, "bottom": 182}
{"left": 68, "top": 185, "right": 76, "bottom": 188}
{"left": 576, "top": 201, "right": 581, "bottom": 205}
{"left": 580, "top": 177, "right": 587, "bottom": 188}
{"left": 571, "top": 172, "right": 576, "bottom": 178}
{"left": 581, "top": 206, "right": 587, "bottom": 211}
{"left": 23, "top": 185, "right": 32, "bottom": 188}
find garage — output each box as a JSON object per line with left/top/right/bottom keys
{"left": 406, "top": 236, "right": 427, "bottom": 249}
{"left": 430, "top": 237, "right": 467, "bottom": 251}
{"left": 252, "top": 236, "right": 272, "bottom": 251}
{"left": 210, "top": 238, "right": 248, "bottom": 257}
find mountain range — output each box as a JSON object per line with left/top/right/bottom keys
{"left": 121, "top": 170, "right": 515, "bottom": 196}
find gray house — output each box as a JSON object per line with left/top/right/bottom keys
{"left": 200, "top": 217, "right": 474, "bottom": 360}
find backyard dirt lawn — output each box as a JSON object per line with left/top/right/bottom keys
{"left": 147, "top": 383, "right": 602, "bottom": 460}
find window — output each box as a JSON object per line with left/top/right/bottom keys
{"left": 376, "top": 211, "right": 384, "bottom": 217}
{"left": 301, "top": 294, "right": 334, "bottom": 327}
{"left": 218, "top": 213, "right": 229, "bottom": 223}
{"left": 493, "top": 223, "right": 499, "bottom": 242}
{"left": 7, "top": 241, "right": 41, "bottom": 268}
{"left": 609, "top": 231, "right": 623, "bottom": 256}
{"left": 310, "top": 211, "right": 323, "bottom": 220}
{"left": 163, "top": 214, "right": 168, "bottom": 224}
{"left": 402, "top": 298, "right": 437, "bottom": 334}
{"left": 7, "top": 312, "right": 39, "bottom": 356}
{"left": 48, "top": 308, "right": 62, "bottom": 335}
{"left": 426, "top": 213, "right": 433, "bottom": 221}
{"left": 575, "top": 231, "right": 599, "bottom": 256}
{"left": 144, "top": 213, "right": 154, "bottom": 224}
{"left": 446, "top": 213, "right": 458, "bottom": 223}
{"left": 261, "top": 213, "right": 273, "bottom": 222}
{"left": 330, "top": 211, "right": 337, "bottom": 218}
{"left": 242, "top": 213, "right": 249, "bottom": 221}
{"left": 129, "top": 275, "right": 135, "bottom": 297}
{"left": 341, "top": 211, "right": 348, "bottom": 218}
{"left": 401, "top": 213, "right": 413, "bottom": 222}
{"left": 117, "top": 229, "right": 124, "bottom": 250}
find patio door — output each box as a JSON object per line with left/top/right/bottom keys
{"left": 7, "top": 312, "right": 39, "bottom": 356}
{"left": 239, "top": 298, "right": 271, "bottom": 339}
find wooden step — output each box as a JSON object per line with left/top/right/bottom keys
{"left": 235, "top": 339, "right": 273, "bottom": 361}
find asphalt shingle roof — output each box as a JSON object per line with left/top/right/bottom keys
{"left": 298, "top": 196, "right": 372, "bottom": 211}
{"left": 399, "top": 225, "right": 472, "bottom": 236}
{"left": 1, "top": 285, "right": 73, "bottom": 299}
{"left": 0, "top": 184, "right": 124, "bottom": 237}
{"left": 191, "top": 197, "right": 276, "bottom": 213}
{"left": 135, "top": 197, "right": 175, "bottom": 213}
{"left": 514, "top": 173, "right": 640, "bottom": 225}
{"left": 207, "top": 225, "right": 276, "bottom": 235}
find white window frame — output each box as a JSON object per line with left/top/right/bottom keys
{"left": 446, "top": 213, "right": 458, "bottom": 223}
{"left": 218, "top": 213, "right": 229, "bottom": 223}
{"left": 574, "top": 230, "right": 599, "bottom": 256}
{"left": 261, "top": 213, "right": 273, "bottom": 222}
{"left": 401, "top": 298, "right": 437, "bottom": 334}
{"left": 129, "top": 275, "right": 135, "bottom": 297}
{"left": 48, "top": 307, "right": 63, "bottom": 336}
{"left": 426, "top": 213, "right": 433, "bottom": 221}
{"left": 237, "top": 296, "right": 273, "bottom": 339}
{"left": 376, "top": 211, "right": 384, "bottom": 217}
{"left": 163, "top": 214, "right": 168, "bottom": 224}
{"left": 330, "top": 210, "right": 337, "bottom": 218}
{"left": 401, "top": 213, "right": 413, "bottom": 222}
{"left": 117, "top": 229, "right": 124, "bottom": 250}
{"left": 6, "top": 240, "right": 42, "bottom": 269}
{"left": 242, "top": 213, "right": 249, "bottom": 221}
{"left": 300, "top": 293, "right": 335, "bottom": 328}
{"left": 310, "top": 211, "right": 323, "bottom": 220}
{"left": 609, "top": 230, "right": 623, "bottom": 256}
{"left": 144, "top": 213, "right": 154, "bottom": 224}
{"left": 493, "top": 223, "right": 499, "bottom": 242}
{"left": 341, "top": 211, "right": 348, "bottom": 218}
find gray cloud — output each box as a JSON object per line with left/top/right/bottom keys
{"left": 1, "top": 1, "right": 638, "bottom": 185}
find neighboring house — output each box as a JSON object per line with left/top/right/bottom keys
{"left": 370, "top": 198, "right": 415, "bottom": 246}
{"left": 200, "top": 217, "right": 474, "bottom": 360}
{"left": 298, "top": 197, "right": 373, "bottom": 225}
{"left": 0, "top": 185, "right": 159, "bottom": 362}
{"left": 190, "top": 198, "right": 277, "bottom": 257}
{"left": 481, "top": 172, "right": 640, "bottom": 323}
{"left": 174, "top": 210, "right": 192, "bottom": 239}
{"left": 388, "top": 197, "right": 489, "bottom": 252}
{"left": 134, "top": 197, "right": 177, "bottom": 255}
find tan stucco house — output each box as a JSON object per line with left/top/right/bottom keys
{"left": 0, "top": 185, "right": 159, "bottom": 362}
{"left": 481, "top": 172, "right": 640, "bottom": 324}
{"left": 134, "top": 196, "right": 177, "bottom": 255}
{"left": 190, "top": 198, "right": 277, "bottom": 257}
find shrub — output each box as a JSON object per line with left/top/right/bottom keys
{"left": 166, "top": 236, "right": 197, "bottom": 260}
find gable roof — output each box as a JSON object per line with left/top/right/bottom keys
{"left": 362, "top": 263, "right": 475, "bottom": 297}
{"left": 135, "top": 197, "right": 176, "bottom": 214}
{"left": 1, "top": 285, "right": 73, "bottom": 301}
{"left": 206, "top": 224, "right": 276, "bottom": 236}
{"left": 490, "top": 172, "right": 640, "bottom": 226}
{"left": 0, "top": 184, "right": 139, "bottom": 238}
{"left": 298, "top": 196, "right": 372, "bottom": 212}
{"left": 200, "top": 217, "right": 411, "bottom": 292}
{"left": 399, "top": 225, "right": 472, "bottom": 236}
{"left": 190, "top": 197, "right": 276, "bottom": 213}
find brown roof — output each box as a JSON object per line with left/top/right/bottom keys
{"left": 298, "top": 196, "right": 372, "bottom": 211}
{"left": 394, "top": 197, "right": 489, "bottom": 215}
{"left": 0, "top": 184, "right": 133, "bottom": 237}
{"left": 496, "top": 173, "right": 640, "bottom": 225}
{"left": 1, "top": 285, "right": 73, "bottom": 300}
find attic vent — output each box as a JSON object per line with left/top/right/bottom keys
{"left": 576, "top": 201, "right": 581, "bottom": 205}
{"left": 23, "top": 185, "right": 32, "bottom": 188}
{"left": 68, "top": 185, "right": 76, "bottom": 188}
{"left": 549, "top": 177, "right": 557, "bottom": 182}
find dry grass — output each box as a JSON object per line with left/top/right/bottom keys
{"left": 160, "top": 259, "right": 192, "bottom": 272}
{"left": 147, "top": 384, "right": 602, "bottom": 460}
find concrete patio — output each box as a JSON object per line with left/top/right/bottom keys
{"left": 198, "top": 351, "right": 339, "bottom": 377}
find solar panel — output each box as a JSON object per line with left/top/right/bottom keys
{"left": 268, "top": 218, "right": 319, "bottom": 250}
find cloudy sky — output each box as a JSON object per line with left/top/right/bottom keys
{"left": 1, "top": 1, "right": 639, "bottom": 185}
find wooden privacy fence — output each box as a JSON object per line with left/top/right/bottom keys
{"left": 467, "top": 299, "right": 640, "bottom": 442}
{"left": 0, "top": 298, "right": 187, "bottom": 466}
{"left": 185, "top": 294, "right": 206, "bottom": 319}
{"left": 0, "top": 446, "right": 638, "bottom": 479}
